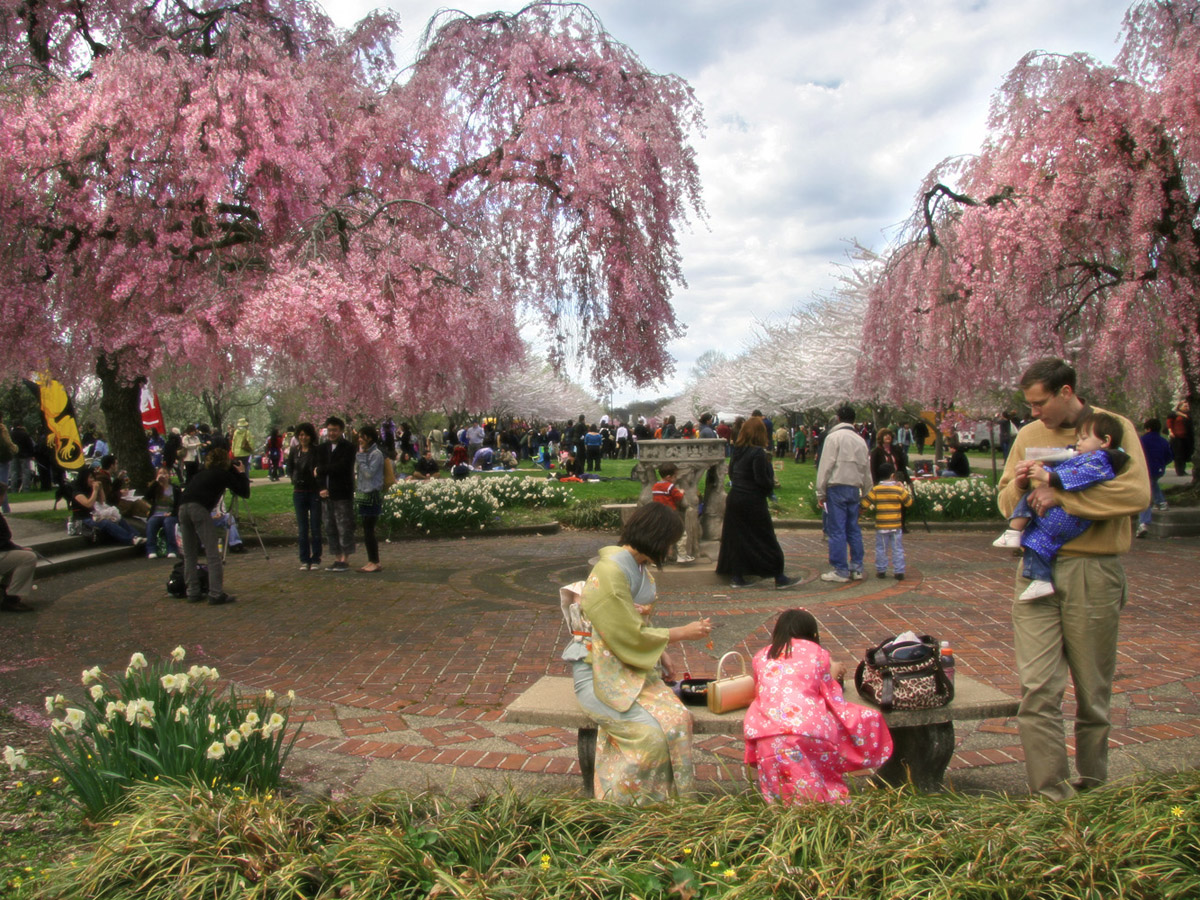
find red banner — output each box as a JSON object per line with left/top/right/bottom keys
{"left": 140, "top": 384, "right": 165, "bottom": 435}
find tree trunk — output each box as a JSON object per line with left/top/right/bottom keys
{"left": 96, "top": 354, "right": 153, "bottom": 488}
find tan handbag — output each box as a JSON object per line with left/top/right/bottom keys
{"left": 706, "top": 651, "right": 755, "bottom": 714}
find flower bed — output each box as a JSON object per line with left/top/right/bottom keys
{"left": 909, "top": 477, "right": 1000, "bottom": 521}
{"left": 382, "top": 476, "right": 574, "bottom": 533}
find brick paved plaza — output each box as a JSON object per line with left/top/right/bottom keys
{"left": 3, "top": 527, "right": 1198, "bottom": 800}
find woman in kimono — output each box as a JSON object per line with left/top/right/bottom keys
{"left": 573, "top": 502, "right": 713, "bottom": 805}
{"left": 743, "top": 609, "right": 893, "bottom": 804}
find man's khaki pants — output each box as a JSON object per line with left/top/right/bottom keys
{"left": 1012, "top": 555, "right": 1126, "bottom": 800}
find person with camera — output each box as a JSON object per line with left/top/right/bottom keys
{"left": 178, "top": 448, "right": 250, "bottom": 605}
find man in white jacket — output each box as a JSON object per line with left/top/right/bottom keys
{"left": 816, "top": 404, "right": 874, "bottom": 582}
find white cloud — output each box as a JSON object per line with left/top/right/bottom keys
{"left": 322, "top": 0, "right": 1132, "bottom": 405}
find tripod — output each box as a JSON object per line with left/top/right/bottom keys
{"left": 226, "top": 491, "right": 270, "bottom": 560}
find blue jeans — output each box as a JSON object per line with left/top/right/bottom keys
{"left": 293, "top": 491, "right": 323, "bottom": 565}
{"left": 825, "top": 484, "right": 864, "bottom": 576}
{"left": 1022, "top": 547, "right": 1054, "bottom": 583}
{"left": 1139, "top": 477, "right": 1166, "bottom": 527}
{"left": 875, "top": 528, "right": 905, "bottom": 574}
{"left": 146, "top": 514, "right": 178, "bottom": 555}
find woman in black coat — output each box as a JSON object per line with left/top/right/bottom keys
{"left": 716, "top": 417, "right": 800, "bottom": 590}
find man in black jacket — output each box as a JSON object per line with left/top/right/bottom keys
{"left": 178, "top": 450, "right": 250, "bottom": 605}
{"left": 316, "top": 416, "right": 356, "bottom": 572}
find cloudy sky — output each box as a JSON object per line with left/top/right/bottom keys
{"left": 324, "top": 0, "right": 1133, "bottom": 403}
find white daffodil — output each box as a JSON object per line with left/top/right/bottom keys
{"left": 50, "top": 720, "right": 69, "bottom": 735}
{"left": 45, "top": 694, "right": 65, "bottom": 714}
{"left": 206, "top": 742, "right": 225, "bottom": 760}
{"left": 239, "top": 722, "right": 255, "bottom": 739}
{"left": 160, "top": 674, "right": 179, "bottom": 692}
{"left": 89, "top": 684, "right": 105, "bottom": 702}
{"left": 3, "top": 746, "right": 28, "bottom": 771}
{"left": 243, "top": 711, "right": 260, "bottom": 727}
{"left": 224, "top": 730, "right": 242, "bottom": 749}
{"left": 81, "top": 666, "right": 102, "bottom": 685}
{"left": 174, "top": 705, "right": 190, "bottom": 723}
{"left": 170, "top": 646, "right": 187, "bottom": 661}
{"left": 95, "top": 723, "right": 110, "bottom": 738}
{"left": 208, "top": 714, "right": 218, "bottom": 733}
{"left": 106, "top": 700, "right": 126, "bottom": 721}
{"left": 262, "top": 713, "right": 285, "bottom": 738}
{"left": 64, "top": 708, "right": 87, "bottom": 731}
{"left": 126, "top": 652, "right": 148, "bottom": 675}
{"left": 263, "top": 690, "right": 275, "bottom": 702}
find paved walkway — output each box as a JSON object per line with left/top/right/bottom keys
{"left": 2, "top": 526, "right": 1199, "bottom": 801}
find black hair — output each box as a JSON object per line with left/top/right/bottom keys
{"left": 1143, "top": 418, "right": 1161, "bottom": 433}
{"left": 768, "top": 609, "right": 821, "bottom": 660}
{"left": 657, "top": 462, "right": 679, "bottom": 478}
{"left": 836, "top": 404, "right": 856, "bottom": 423}
{"left": 877, "top": 462, "right": 896, "bottom": 479}
{"left": 619, "top": 502, "right": 684, "bottom": 568}
{"left": 1019, "top": 357, "right": 1076, "bottom": 393}
{"left": 100, "top": 454, "right": 116, "bottom": 469}
{"left": 359, "top": 424, "right": 379, "bottom": 444}
{"left": 325, "top": 415, "right": 345, "bottom": 429}
{"left": 1077, "top": 411, "right": 1124, "bottom": 448}
{"left": 295, "top": 422, "right": 317, "bottom": 442}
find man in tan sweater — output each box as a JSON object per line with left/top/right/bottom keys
{"left": 997, "top": 359, "right": 1149, "bottom": 800}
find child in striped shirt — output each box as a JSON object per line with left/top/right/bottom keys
{"left": 862, "top": 463, "right": 913, "bottom": 580}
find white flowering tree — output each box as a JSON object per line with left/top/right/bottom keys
{"left": 488, "top": 352, "right": 603, "bottom": 422}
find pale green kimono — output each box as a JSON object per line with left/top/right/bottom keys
{"left": 575, "top": 546, "right": 694, "bottom": 804}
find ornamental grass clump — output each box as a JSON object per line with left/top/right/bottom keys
{"left": 36, "top": 771, "right": 1200, "bottom": 899}
{"left": 31, "top": 647, "right": 299, "bottom": 817}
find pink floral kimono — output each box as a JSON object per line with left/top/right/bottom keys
{"left": 743, "top": 639, "right": 892, "bottom": 804}
{"left": 573, "top": 546, "right": 694, "bottom": 805}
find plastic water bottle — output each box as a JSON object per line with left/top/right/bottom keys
{"left": 940, "top": 641, "right": 956, "bottom": 684}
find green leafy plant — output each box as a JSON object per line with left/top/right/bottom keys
{"left": 30, "top": 647, "right": 299, "bottom": 817}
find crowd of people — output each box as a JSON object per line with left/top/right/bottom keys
{"left": 0, "top": 361, "right": 1193, "bottom": 810}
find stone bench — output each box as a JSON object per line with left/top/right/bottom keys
{"left": 505, "top": 674, "right": 1019, "bottom": 793}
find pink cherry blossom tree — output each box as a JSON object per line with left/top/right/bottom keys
{"left": 0, "top": 0, "right": 702, "bottom": 482}
{"left": 858, "top": 0, "right": 1200, "bottom": 476}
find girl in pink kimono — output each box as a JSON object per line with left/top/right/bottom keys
{"left": 573, "top": 503, "right": 714, "bottom": 805}
{"left": 743, "top": 609, "right": 893, "bottom": 803}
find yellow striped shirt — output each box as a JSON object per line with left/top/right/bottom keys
{"left": 863, "top": 481, "right": 912, "bottom": 529}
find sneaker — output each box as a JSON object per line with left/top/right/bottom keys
{"left": 1154, "top": 502, "right": 1169, "bottom": 510}
{"left": 146, "top": 552, "right": 159, "bottom": 559}
{"left": 851, "top": 570, "right": 864, "bottom": 580}
{"left": 133, "top": 537, "right": 147, "bottom": 547}
{"left": 167, "top": 552, "right": 177, "bottom": 558}
{"left": 1019, "top": 579, "right": 1056, "bottom": 601}
{"left": 1136, "top": 523, "right": 1149, "bottom": 539}
{"left": 820, "top": 571, "right": 851, "bottom": 583}
{"left": 774, "top": 575, "right": 802, "bottom": 590}
{"left": 895, "top": 573, "right": 905, "bottom": 581}
{"left": 876, "top": 571, "right": 887, "bottom": 579}
{"left": 207, "top": 592, "right": 236, "bottom": 606}
{"left": 992, "top": 529, "right": 1023, "bottom": 549}
{"left": 325, "top": 561, "right": 350, "bottom": 572}
{"left": 729, "top": 576, "right": 751, "bottom": 588}
{"left": 676, "top": 555, "right": 696, "bottom": 564}
{"left": 300, "top": 563, "right": 312, "bottom": 571}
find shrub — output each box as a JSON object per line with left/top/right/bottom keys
{"left": 29, "top": 647, "right": 299, "bottom": 817}
{"left": 557, "top": 498, "right": 622, "bottom": 531}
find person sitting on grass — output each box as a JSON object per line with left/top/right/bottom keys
{"left": 410, "top": 447, "right": 442, "bottom": 480}
{"left": 992, "top": 411, "right": 1130, "bottom": 601}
